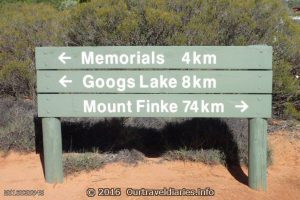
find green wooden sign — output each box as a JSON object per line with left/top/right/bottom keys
{"left": 35, "top": 46, "right": 272, "bottom": 69}
{"left": 38, "top": 94, "right": 271, "bottom": 118}
{"left": 36, "top": 45, "right": 273, "bottom": 191}
{"left": 36, "top": 46, "right": 273, "bottom": 118}
{"left": 37, "top": 70, "right": 272, "bottom": 93}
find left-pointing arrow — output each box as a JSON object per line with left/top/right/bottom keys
{"left": 59, "top": 75, "right": 72, "bottom": 88}
{"left": 58, "top": 52, "right": 72, "bottom": 64}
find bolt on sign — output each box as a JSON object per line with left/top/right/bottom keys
{"left": 36, "top": 46, "right": 272, "bottom": 191}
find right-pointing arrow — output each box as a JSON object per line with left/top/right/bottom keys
{"left": 235, "top": 100, "right": 249, "bottom": 112}
{"left": 59, "top": 75, "right": 72, "bottom": 88}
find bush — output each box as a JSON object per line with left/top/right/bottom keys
{"left": 163, "top": 149, "right": 226, "bottom": 165}
{"left": 63, "top": 153, "right": 106, "bottom": 175}
{"left": 285, "top": 102, "right": 300, "bottom": 120}
{"left": 0, "top": 0, "right": 63, "bottom": 7}
{"left": 0, "top": 3, "right": 64, "bottom": 98}
{"left": 63, "top": 150, "right": 144, "bottom": 175}
{"left": 57, "top": 0, "right": 300, "bottom": 118}
{"left": 0, "top": 0, "right": 299, "bottom": 117}
{"left": 0, "top": 60, "right": 33, "bottom": 97}
{"left": 59, "top": 0, "right": 78, "bottom": 10}
{"left": 0, "top": 98, "right": 36, "bottom": 152}
{"left": 64, "top": 0, "right": 142, "bottom": 45}
{"left": 287, "top": 0, "right": 300, "bottom": 8}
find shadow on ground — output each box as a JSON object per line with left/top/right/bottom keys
{"left": 34, "top": 117, "right": 248, "bottom": 185}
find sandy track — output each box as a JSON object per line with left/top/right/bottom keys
{"left": 0, "top": 131, "right": 299, "bottom": 200}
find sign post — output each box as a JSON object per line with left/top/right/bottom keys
{"left": 42, "top": 118, "right": 63, "bottom": 183}
{"left": 249, "top": 118, "right": 267, "bottom": 190}
{"left": 36, "top": 46, "right": 272, "bottom": 191}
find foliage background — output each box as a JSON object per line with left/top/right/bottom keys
{"left": 287, "top": 0, "right": 300, "bottom": 8}
{"left": 0, "top": 0, "right": 299, "bottom": 118}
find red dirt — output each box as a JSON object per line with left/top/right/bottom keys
{"left": 0, "top": 131, "right": 299, "bottom": 200}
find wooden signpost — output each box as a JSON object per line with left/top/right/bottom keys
{"left": 36, "top": 46, "right": 272, "bottom": 191}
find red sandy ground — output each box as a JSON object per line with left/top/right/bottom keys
{"left": 0, "top": 131, "right": 299, "bottom": 200}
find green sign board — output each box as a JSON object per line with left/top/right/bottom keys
{"left": 36, "top": 46, "right": 273, "bottom": 118}
{"left": 36, "top": 46, "right": 272, "bottom": 69}
{"left": 37, "top": 70, "right": 272, "bottom": 93}
{"left": 38, "top": 94, "right": 271, "bottom": 118}
{"left": 35, "top": 46, "right": 273, "bottom": 190}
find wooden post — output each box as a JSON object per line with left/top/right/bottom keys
{"left": 42, "top": 117, "right": 63, "bottom": 183}
{"left": 248, "top": 118, "right": 267, "bottom": 191}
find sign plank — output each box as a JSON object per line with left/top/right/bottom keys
{"left": 37, "top": 70, "right": 272, "bottom": 93}
{"left": 37, "top": 94, "right": 272, "bottom": 118}
{"left": 35, "top": 46, "right": 272, "bottom": 69}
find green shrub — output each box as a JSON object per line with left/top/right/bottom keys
{"left": 0, "top": 0, "right": 63, "bottom": 8}
{"left": 64, "top": 0, "right": 142, "bottom": 45}
{"left": 285, "top": 102, "right": 300, "bottom": 120}
{"left": 63, "top": 0, "right": 300, "bottom": 118}
{"left": 59, "top": 0, "right": 78, "bottom": 10}
{"left": 163, "top": 149, "right": 226, "bottom": 165}
{"left": 0, "top": 3, "right": 64, "bottom": 98}
{"left": 287, "top": 0, "right": 300, "bottom": 7}
{"left": 63, "top": 153, "right": 106, "bottom": 175}
{"left": 0, "top": 0, "right": 299, "bottom": 118}
{"left": 0, "top": 98, "right": 36, "bottom": 152}
{"left": 63, "top": 150, "right": 144, "bottom": 175}
{"left": 0, "top": 60, "right": 33, "bottom": 97}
